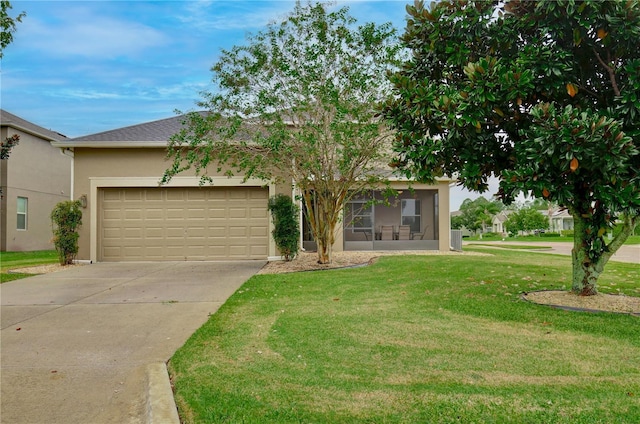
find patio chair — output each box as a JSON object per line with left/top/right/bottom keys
{"left": 398, "top": 225, "right": 411, "bottom": 240}
{"left": 380, "top": 225, "right": 394, "bottom": 240}
{"left": 411, "top": 226, "right": 428, "bottom": 240}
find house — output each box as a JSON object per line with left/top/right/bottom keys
{"left": 550, "top": 208, "right": 574, "bottom": 233}
{"left": 492, "top": 210, "right": 513, "bottom": 236}
{"left": 52, "top": 114, "right": 453, "bottom": 263}
{"left": 0, "top": 110, "right": 71, "bottom": 251}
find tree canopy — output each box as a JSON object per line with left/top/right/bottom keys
{"left": 385, "top": 0, "right": 640, "bottom": 295}
{"left": 458, "top": 196, "right": 504, "bottom": 234}
{"left": 163, "top": 1, "right": 401, "bottom": 263}
{"left": 0, "top": 0, "right": 24, "bottom": 59}
{"left": 504, "top": 207, "right": 549, "bottom": 237}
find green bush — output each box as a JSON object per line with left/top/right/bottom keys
{"left": 267, "top": 194, "right": 300, "bottom": 261}
{"left": 51, "top": 200, "right": 83, "bottom": 265}
{"left": 539, "top": 232, "right": 561, "bottom": 237}
{"left": 561, "top": 230, "right": 574, "bottom": 237}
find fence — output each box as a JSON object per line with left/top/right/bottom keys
{"left": 450, "top": 230, "right": 463, "bottom": 251}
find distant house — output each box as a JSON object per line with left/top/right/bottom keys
{"left": 52, "top": 114, "right": 454, "bottom": 262}
{"left": 492, "top": 210, "right": 513, "bottom": 236}
{"left": 0, "top": 110, "right": 71, "bottom": 251}
{"left": 550, "top": 208, "right": 574, "bottom": 233}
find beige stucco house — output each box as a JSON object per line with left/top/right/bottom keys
{"left": 1, "top": 110, "right": 71, "bottom": 251}
{"left": 52, "top": 114, "right": 453, "bottom": 263}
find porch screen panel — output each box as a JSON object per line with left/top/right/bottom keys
{"left": 401, "top": 199, "right": 421, "bottom": 233}
{"left": 348, "top": 202, "right": 373, "bottom": 231}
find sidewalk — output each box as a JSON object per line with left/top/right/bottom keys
{"left": 465, "top": 241, "right": 639, "bottom": 264}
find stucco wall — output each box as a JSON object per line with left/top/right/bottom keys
{"left": 0, "top": 128, "right": 71, "bottom": 251}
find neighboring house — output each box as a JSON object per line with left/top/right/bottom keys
{"left": 52, "top": 114, "right": 453, "bottom": 263}
{"left": 550, "top": 208, "right": 574, "bottom": 233}
{"left": 492, "top": 210, "right": 513, "bottom": 236}
{"left": 0, "top": 110, "right": 71, "bottom": 251}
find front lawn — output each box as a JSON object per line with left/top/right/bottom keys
{"left": 169, "top": 248, "right": 640, "bottom": 423}
{"left": 0, "top": 250, "right": 58, "bottom": 283}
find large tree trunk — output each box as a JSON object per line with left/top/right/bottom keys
{"left": 301, "top": 188, "right": 342, "bottom": 265}
{"left": 571, "top": 245, "right": 602, "bottom": 296}
{"left": 316, "top": 237, "right": 333, "bottom": 264}
{"left": 571, "top": 213, "right": 637, "bottom": 296}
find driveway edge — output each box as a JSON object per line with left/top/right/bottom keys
{"left": 146, "top": 362, "right": 180, "bottom": 424}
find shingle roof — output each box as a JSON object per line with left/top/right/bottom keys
{"left": 70, "top": 114, "right": 192, "bottom": 143}
{"left": 0, "top": 109, "right": 68, "bottom": 141}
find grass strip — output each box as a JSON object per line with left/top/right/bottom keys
{"left": 0, "top": 250, "right": 58, "bottom": 283}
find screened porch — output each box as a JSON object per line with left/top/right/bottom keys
{"left": 341, "top": 189, "right": 439, "bottom": 251}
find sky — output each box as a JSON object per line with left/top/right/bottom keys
{"left": 1, "top": 0, "right": 499, "bottom": 210}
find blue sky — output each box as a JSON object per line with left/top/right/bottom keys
{"left": 1, "top": 0, "right": 499, "bottom": 209}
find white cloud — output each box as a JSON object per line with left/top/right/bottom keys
{"left": 176, "top": 0, "right": 295, "bottom": 31}
{"left": 18, "top": 6, "right": 168, "bottom": 59}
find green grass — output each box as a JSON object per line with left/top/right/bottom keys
{"left": 169, "top": 248, "right": 640, "bottom": 424}
{"left": 466, "top": 234, "right": 640, "bottom": 244}
{"left": 0, "top": 250, "right": 58, "bottom": 283}
{"left": 468, "top": 243, "right": 553, "bottom": 250}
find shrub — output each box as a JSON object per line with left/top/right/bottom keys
{"left": 267, "top": 194, "right": 300, "bottom": 261}
{"left": 561, "top": 230, "right": 574, "bottom": 237}
{"left": 539, "top": 232, "right": 561, "bottom": 237}
{"left": 51, "top": 200, "right": 83, "bottom": 265}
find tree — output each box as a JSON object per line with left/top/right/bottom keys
{"left": 163, "top": 1, "right": 400, "bottom": 264}
{"left": 504, "top": 207, "right": 549, "bottom": 237}
{"left": 1, "top": 134, "right": 19, "bottom": 159}
{"left": 450, "top": 214, "right": 464, "bottom": 230}
{"left": 384, "top": 0, "right": 640, "bottom": 295}
{"left": 1, "top": 0, "right": 25, "bottom": 59}
{"left": 458, "top": 197, "right": 503, "bottom": 234}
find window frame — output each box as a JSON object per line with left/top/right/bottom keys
{"left": 401, "top": 199, "right": 421, "bottom": 233}
{"left": 17, "top": 196, "right": 28, "bottom": 231}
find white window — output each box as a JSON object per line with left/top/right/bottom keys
{"left": 17, "top": 197, "right": 28, "bottom": 230}
{"left": 401, "top": 199, "right": 420, "bottom": 233}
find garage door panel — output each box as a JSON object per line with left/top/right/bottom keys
{"left": 166, "top": 190, "right": 185, "bottom": 201}
{"left": 250, "top": 226, "right": 268, "bottom": 237}
{"left": 100, "top": 187, "right": 269, "bottom": 261}
{"left": 124, "top": 191, "right": 143, "bottom": 201}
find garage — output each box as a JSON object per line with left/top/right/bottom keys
{"left": 99, "top": 186, "right": 269, "bottom": 261}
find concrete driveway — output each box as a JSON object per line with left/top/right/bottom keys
{"left": 1, "top": 261, "right": 265, "bottom": 424}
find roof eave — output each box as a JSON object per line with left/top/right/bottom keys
{"left": 51, "top": 141, "right": 168, "bottom": 148}
{"left": 2, "top": 122, "right": 65, "bottom": 142}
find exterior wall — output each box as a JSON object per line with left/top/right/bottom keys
{"left": 0, "top": 127, "right": 71, "bottom": 251}
{"left": 73, "top": 148, "right": 285, "bottom": 262}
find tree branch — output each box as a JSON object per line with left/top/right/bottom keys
{"left": 593, "top": 48, "right": 621, "bottom": 96}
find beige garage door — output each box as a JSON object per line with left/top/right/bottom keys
{"left": 99, "top": 187, "right": 269, "bottom": 261}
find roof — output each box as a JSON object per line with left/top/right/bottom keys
{"left": 551, "top": 208, "right": 573, "bottom": 219}
{"left": 52, "top": 114, "right": 195, "bottom": 148}
{"left": 0, "top": 109, "right": 68, "bottom": 142}
{"left": 492, "top": 210, "right": 513, "bottom": 223}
